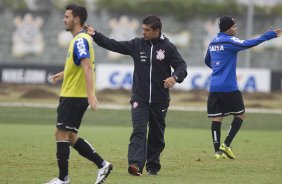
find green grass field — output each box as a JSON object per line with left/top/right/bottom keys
{"left": 0, "top": 106, "right": 282, "bottom": 184}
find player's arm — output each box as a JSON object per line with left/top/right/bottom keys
{"left": 163, "top": 45, "right": 187, "bottom": 88}
{"left": 49, "top": 71, "right": 64, "bottom": 84}
{"left": 204, "top": 50, "right": 212, "bottom": 69}
{"left": 81, "top": 58, "right": 98, "bottom": 112}
{"left": 74, "top": 37, "right": 98, "bottom": 111}
{"left": 169, "top": 44, "right": 188, "bottom": 83}
{"left": 84, "top": 25, "right": 133, "bottom": 55}
{"left": 231, "top": 29, "right": 281, "bottom": 51}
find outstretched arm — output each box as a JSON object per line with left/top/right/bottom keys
{"left": 231, "top": 29, "right": 281, "bottom": 51}
{"left": 84, "top": 24, "right": 133, "bottom": 55}
{"left": 244, "top": 29, "right": 281, "bottom": 46}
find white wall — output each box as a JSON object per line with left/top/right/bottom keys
{"left": 96, "top": 64, "right": 271, "bottom": 92}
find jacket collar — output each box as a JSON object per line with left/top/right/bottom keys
{"left": 144, "top": 34, "right": 166, "bottom": 45}
{"left": 218, "top": 32, "right": 231, "bottom": 36}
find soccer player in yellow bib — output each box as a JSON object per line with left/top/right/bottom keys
{"left": 46, "top": 4, "right": 112, "bottom": 184}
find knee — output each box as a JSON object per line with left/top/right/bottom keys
{"left": 212, "top": 116, "right": 223, "bottom": 122}
{"left": 55, "top": 130, "right": 60, "bottom": 140}
{"left": 69, "top": 133, "right": 78, "bottom": 146}
{"left": 132, "top": 122, "right": 147, "bottom": 134}
{"left": 236, "top": 113, "right": 245, "bottom": 120}
{"left": 55, "top": 129, "right": 70, "bottom": 141}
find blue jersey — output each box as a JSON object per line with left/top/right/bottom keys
{"left": 205, "top": 31, "right": 277, "bottom": 92}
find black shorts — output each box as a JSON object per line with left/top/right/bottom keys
{"left": 207, "top": 91, "right": 245, "bottom": 117}
{"left": 57, "top": 97, "right": 89, "bottom": 133}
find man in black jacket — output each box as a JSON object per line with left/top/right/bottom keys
{"left": 84, "top": 15, "right": 187, "bottom": 176}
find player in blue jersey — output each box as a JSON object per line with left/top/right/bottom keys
{"left": 205, "top": 16, "right": 281, "bottom": 159}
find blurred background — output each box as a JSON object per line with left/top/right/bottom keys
{"left": 0, "top": 0, "right": 282, "bottom": 100}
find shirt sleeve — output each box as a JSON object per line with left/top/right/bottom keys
{"left": 204, "top": 49, "right": 212, "bottom": 69}
{"left": 170, "top": 44, "right": 187, "bottom": 83}
{"left": 73, "top": 37, "right": 90, "bottom": 65}
{"left": 229, "top": 30, "right": 277, "bottom": 52}
{"left": 92, "top": 32, "right": 134, "bottom": 55}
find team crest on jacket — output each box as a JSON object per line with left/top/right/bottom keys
{"left": 156, "top": 49, "right": 165, "bottom": 61}
{"left": 132, "top": 101, "right": 138, "bottom": 109}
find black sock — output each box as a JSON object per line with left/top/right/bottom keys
{"left": 56, "top": 141, "right": 70, "bottom": 181}
{"left": 73, "top": 137, "right": 104, "bottom": 168}
{"left": 224, "top": 117, "right": 243, "bottom": 147}
{"left": 211, "top": 121, "right": 221, "bottom": 152}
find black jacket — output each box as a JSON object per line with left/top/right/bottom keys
{"left": 92, "top": 32, "right": 187, "bottom": 103}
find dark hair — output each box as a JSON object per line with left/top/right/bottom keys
{"left": 142, "top": 15, "right": 162, "bottom": 31}
{"left": 65, "top": 4, "right": 87, "bottom": 26}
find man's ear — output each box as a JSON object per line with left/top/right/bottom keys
{"left": 74, "top": 16, "right": 80, "bottom": 24}
{"left": 157, "top": 28, "right": 161, "bottom": 34}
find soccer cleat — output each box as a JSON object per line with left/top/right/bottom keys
{"left": 95, "top": 161, "right": 113, "bottom": 184}
{"left": 44, "top": 177, "right": 70, "bottom": 184}
{"left": 128, "top": 163, "right": 142, "bottom": 176}
{"left": 214, "top": 151, "right": 229, "bottom": 159}
{"left": 219, "top": 143, "right": 235, "bottom": 159}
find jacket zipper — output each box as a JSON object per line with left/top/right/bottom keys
{"left": 149, "top": 41, "right": 153, "bottom": 104}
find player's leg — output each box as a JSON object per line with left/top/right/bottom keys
{"left": 211, "top": 116, "right": 223, "bottom": 151}
{"left": 128, "top": 100, "right": 150, "bottom": 176}
{"left": 224, "top": 113, "right": 244, "bottom": 147}
{"left": 220, "top": 91, "right": 245, "bottom": 159}
{"left": 67, "top": 97, "right": 103, "bottom": 168}
{"left": 70, "top": 134, "right": 105, "bottom": 168}
{"left": 45, "top": 97, "right": 75, "bottom": 184}
{"left": 207, "top": 92, "right": 227, "bottom": 159}
{"left": 219, "top": 115, "right": 243, "bottom": 159}
{"left": 67, "top": 98, "right": 113, "bottom": 184}
{"left": 55, "top": 129, "right": 71, "bottom": 183}
{"left": 45, "top": 130, "right": 72, "bottom": 184}
{"left": 146, "top": 101, "right": 169, "bottom": 175}
{"left": 70, "top": 133, "right": 113, "bottom": 184}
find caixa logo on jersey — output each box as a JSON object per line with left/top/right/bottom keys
{"left": 109, "top": 71, "right": 132, "bottom": 89}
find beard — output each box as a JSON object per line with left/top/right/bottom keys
{"left": 65, "top": 22, "right": 73, "bottom": 32}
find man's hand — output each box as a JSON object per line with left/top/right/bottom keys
{"left": 274, "top": 29, "right": 281, "bottom": 37}
{"left": 163, "top": 76, "right": 176, "bottom": 89}
{"left": 83, "top": 25, "right": 95, "bottom": 36}
{"left": 49, "top": 71, "right": 64, "bottom": 84}
{"left": 88, "top": 95, "right": 99, "bottom": 111}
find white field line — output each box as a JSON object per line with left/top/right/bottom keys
{"left": 1, "top": 102, "right": 282, "bottom": 114}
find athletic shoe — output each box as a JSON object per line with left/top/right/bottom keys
{"left": 147, "top": 169, "right": 158, "bottom": 176}
{"left": 44, "top": 177, "right": 70, "bottom": 184}
{"left": 128, "top": 163, "right": 142, "bottom": 176}
{"left": 214, "top": 151, "right": 229, "bottom": 159}
{"left": 95, "top": 161, "right": 113, "bottom": 184}
{"left": 219, "top": 143, "right": 235, "bottom": 159}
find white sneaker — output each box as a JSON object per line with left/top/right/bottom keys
{"left": 95, "top": 161, "right": 113, "bottom": 184}
{"left": 44, "top": 177, "right": 70, "bottom": 184}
